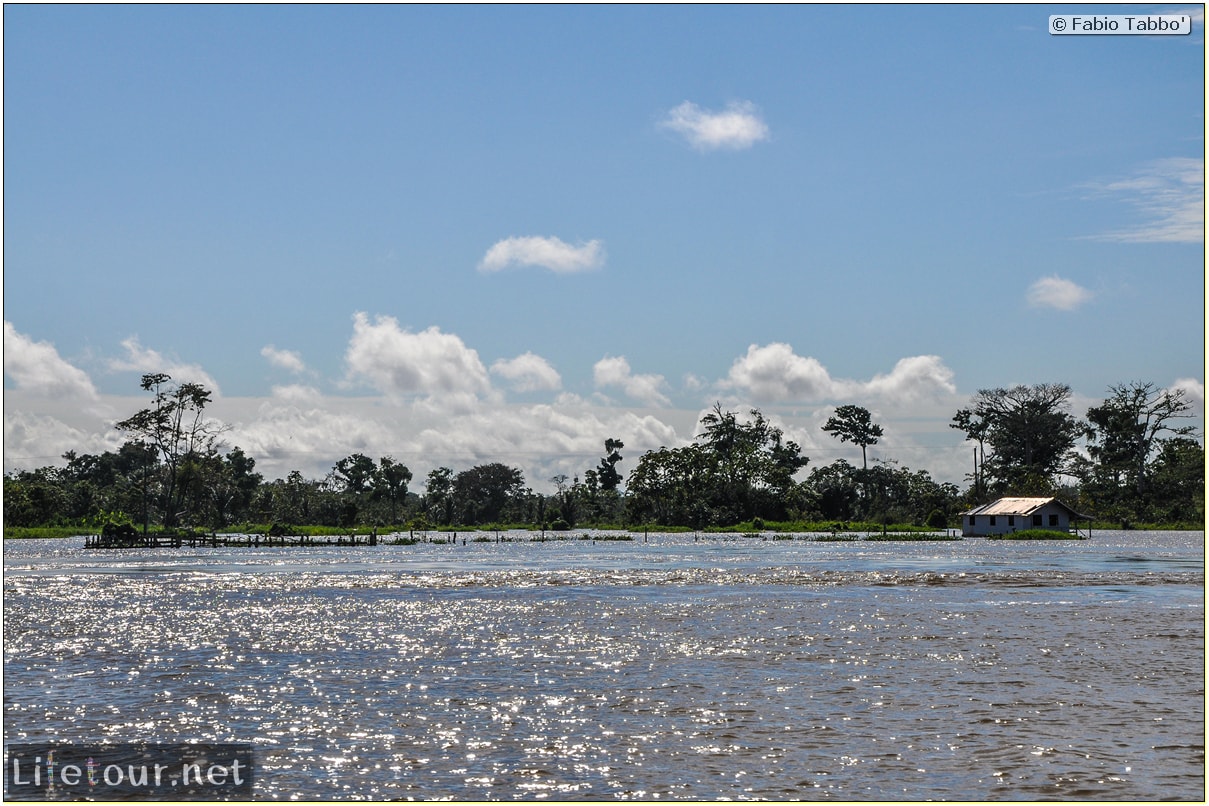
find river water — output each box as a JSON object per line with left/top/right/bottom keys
{"left": 4, "top": 531, "right": 1204, "bottom": 800}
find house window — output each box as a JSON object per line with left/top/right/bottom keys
{"left": 1008, "top": 516, "right": 1015, "bottom": 526}
{"left": 969, "top": 516, "right": 975, "bottom": 526}
{"left": 1033, "top": 514, "right": 1042, "bottom": 526}
{"left": 989, "top": 516, "right": 996, "bottom": 526}
{"left": 1049, "top": 514, "right": 1059, "bottom": 526}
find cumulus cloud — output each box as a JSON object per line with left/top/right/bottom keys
{"left": 108, "top": 336, "right": 221, "bottom": 393}
{"left": 3, "top": 321, "right": 98, "bottom": 399}
{"left": 404, "top": 399, "right": 682, "bottom": 485}
{"left": 231, "top": 391, "right": 392, "bottom": 472}
{"left": 344, "top": 312, "right": 492, "bottom": 399}
{"left": 1170, "top": 377, "right": 1205, "bottom": 407}
{"left": 217, "top": 386, "right": 685, "bottom": 491}
{"left": 490, "top": 352, "right": 562, "bottom": 392}
{"left": 1027, "top": 275, "right": 1093, "bottom": 311}
{"left": 863, "top": 356, "right": 957, "bottom": 400}
{"left": 660, "top": 100, "right": 770, "bottom": 151}
{"left": 479, "top": 236, "right": 605, "bottom": 274}
{"left": 722, "top": 343, "right": 836, "bottom": 401}
{"left": 1086, "top": 157, "right": 1204, "bottom": 243}
{"left": 268, "top": 384, "right": 323, "bottom": 404}
{"left": 722, "top": 343, "right": 957, "bottom": 403}
{"left": 261, "top": 345, "right": 308, "bottom": 374}
{"left": 4, "top": 409, "right": 118, "bottom": 470}
{"left": 594, "top": 356, "right": 672, "bottom": 407}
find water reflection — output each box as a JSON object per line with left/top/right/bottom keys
{"left": 4, "top": 532, "right": 1203, "bottom": 800}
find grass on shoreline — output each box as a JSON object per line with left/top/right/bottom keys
{"left": 7, "top": 519, "right": 1202, "bottom": 540}
{"left": 987, "top": 529, "right": 1087, "bottom": 540}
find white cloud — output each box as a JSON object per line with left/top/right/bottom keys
{"left": 108, "top": 336, "right": 221, "bottom": 393}
{"left": 490, "top": 352, "right": 562, "bottom": 392}
{"left": 594, "top": 355, "right": 671, "bottom": 407}
{"left": 261, "top": 345, "right": 308, "bottom": 374}
{"left": 1087, "top": 157, "right": 1204, "bottom": 243}
{"left": 401, "top": 399, "right": 682, "bottom": 488}
{"left": 231, "top": 391, "right": 394, "bottom": 474}
{"left": 343, "top": 312, "right": 493, "bottom": 399}
{"left": 660, "top": 100, "right": 770, "bottom": 151}
{"left": 213, "top": 387, "right": 685, "bottom": 490}
{"left": 863, "top": 355, "right": 957, "bottom": 401}
{"left": 722, "top": 343, "right": 958, "bottom": 403}
{"left": 269, "top": 384, "right": 323, "bottom": 404}
{"left": 3, "top": 321, "right": 98, "bottom": 399}
{"left": 479, "top": 236, "right": 605, "bottom": 274}
{"left": 4, "top": 409, "right": 119, "bottom": 470}
{"left": 722, "top": 343, "right": 836, "bottom": 401}
{"left": 1027, "top": 275, "right": 1093, "bottom": 311}
{"left": 1170, "top": 377, "right": 1205, "bottom": 408}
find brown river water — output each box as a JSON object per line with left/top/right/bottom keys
{"left": 4, "top": 531, "right": 1204, "bottom": 800}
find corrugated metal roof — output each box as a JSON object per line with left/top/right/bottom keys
{"left": 962, "top": 497, "right": 1090, "bottom": 518}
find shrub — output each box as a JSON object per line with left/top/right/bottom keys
{"left": 989, "top": 529, "right": 1084, "bottom": 540}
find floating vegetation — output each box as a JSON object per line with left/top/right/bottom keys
{"left": 988, "top": 529, "right": 1086, "bottom": 540}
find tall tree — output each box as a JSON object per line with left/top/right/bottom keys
{"left": 452, "top": 463, "right": 525, "bottom": 524}
{"left": 1146, "top": 437, "right": 1205, "bottom": 523}
{"left": 950, "top": 408, "right": 990, "bottom": 499}
{"left": 597, "top": 438, "right": 625, "bottom": 492}
{"left": 625, "top": 444, "right": 711, "bottom": 527}
{"left": 821, "top": 404, "right": 883, "bottom": 473}
{"left": 968, "top": 383, "right": 1082, "bottom": 493}
{"left": 333, "top": 453, "right": 377, "bottom": 495}
{"left": 1077, "top": 382, "right": 1200, "bottom": 524}
{"left": 114, "top": 373, "right": 228, "bottom": 527}
{"left": 627, "top": 406, "right": 807, "bottom": 526}
{"left": 425, "top": 467, "right": 455, "bottom": 525}
{"left": 699, "top": 404, "right": 808, "bottom": 523}
{"left": 1085, "top": 382, "right": 1197, "bottom": 497}
{"left": 373, "top": 456, "right": 413, "bottom": 524}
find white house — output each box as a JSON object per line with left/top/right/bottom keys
{"left": 961, "top": 497, "right": 1090, "bottom": 537}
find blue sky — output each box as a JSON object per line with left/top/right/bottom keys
{"left": 4, "top": 4, "right": 1204, "bottom": 489}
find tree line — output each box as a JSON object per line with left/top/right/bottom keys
{"left": 4, "top": 374, "right": 1203, "bottom": 532}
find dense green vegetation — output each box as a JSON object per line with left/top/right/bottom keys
{"left": 4, "top": 375, "right": 1204, "bottom": 537}
{"left": 988, "top": 529, "right": 1086, "bottom": 541}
